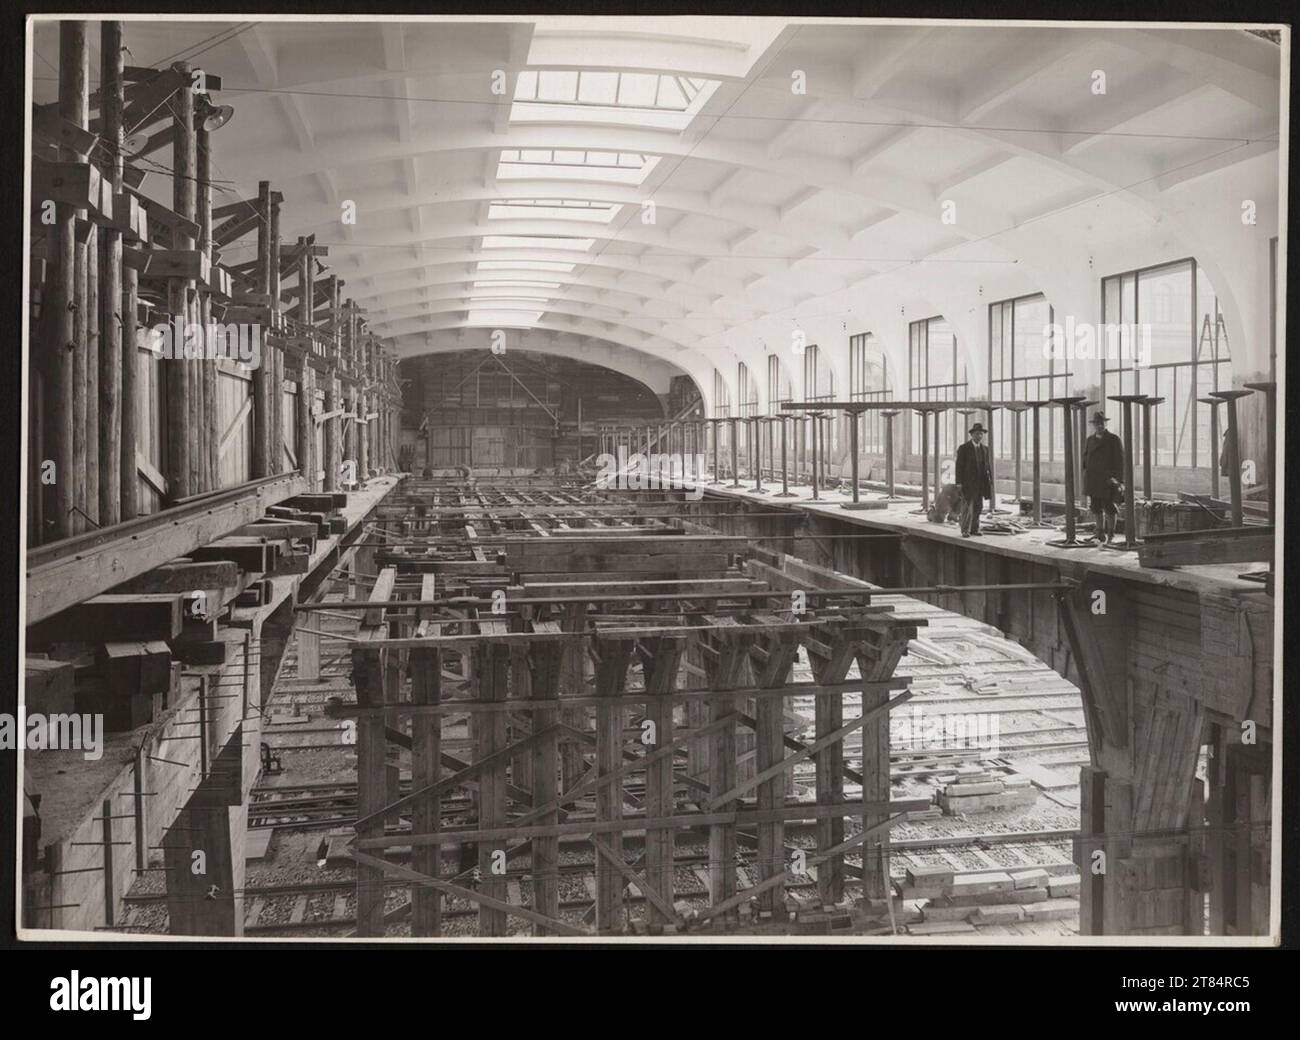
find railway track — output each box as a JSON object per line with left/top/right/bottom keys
{"left": 125, "top": 830, "right": 1079, "bottom": 934}
{"left": 125, "top": 828, "right": 1078, "bottom": 911}
{"left": 250, "top": 738, "right": 1088, "bottom": 829}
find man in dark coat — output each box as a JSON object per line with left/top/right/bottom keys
{"left": 955, "top": 422, "right": 993, "bottom": 537}
{"left": 1082, "top": 411, "right": 1125, "bottom": 543}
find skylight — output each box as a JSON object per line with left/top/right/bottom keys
{"left": 465, "top": 308, "right": 546, "bottom": 328}
{"left": 511, "top": 70, "right": 719, "bottom": 130}
{"left": 481, "top": 235, "right": 595, "bottom": 251}
{"left": 497, "top": 149, "right": 660, "bottom": 185}
{"left": 488, "top": 199, "right": 622, "bottom": 223}
{"left": 466, "top": 287, "right": 556, "bottom": 300}
{"left": 477, "top": 259, "right": 576, "bottom": 273}
{"left": 471, "top": 280, "right": 563, "bottom": 291}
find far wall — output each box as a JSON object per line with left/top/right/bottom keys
{"left": 399, "top": 350, "right": 685, "bottom": 471}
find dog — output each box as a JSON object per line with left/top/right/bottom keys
{"left": 928, "top": 483, "right": 965, "bottom": 523}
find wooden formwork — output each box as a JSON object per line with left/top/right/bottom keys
{"left": 327, "top": 500, "right": 924, "bottom": 936}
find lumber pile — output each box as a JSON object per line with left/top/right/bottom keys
{"left": 937, "top": 768, "right": 1037, "bottom": 814}
{"left": 899, "top": 866, "right": 1081, "bottom": 931}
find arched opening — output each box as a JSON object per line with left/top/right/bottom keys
{"left": 398, "top": 349, "right": 682, "bottom": 473}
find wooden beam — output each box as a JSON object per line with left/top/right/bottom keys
{"left": 1138, "top": 528, "right": 1274, "bottom": 568}
{"left": 113, "top": 559, "right": 239, "bottom": 594}
{"left": 410, "top": 616, "right": 443, "bottom": 934}
{"left": 97, "top": 20, "right": 124, "bottom": 528}
{"left": 349, "top": 850, "right": 586, "bottom": 937}
{"left": 358, "top": 800, "right": 930, "bottom": 849}
{"left": 593, "top": 837, "right": 683, "bottom": 926}
{"left": 24, "top": 472, "right": 307, "bottom": 623}
{"left": 31, "top": 593, "right": 183, "bottom": 642}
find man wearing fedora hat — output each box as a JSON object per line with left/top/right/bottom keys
{"left": 1083, "top": 411, "right": 1125, "bottom": 544}
{"left": 955, "top": 422, "right": 993, "bottom": 537}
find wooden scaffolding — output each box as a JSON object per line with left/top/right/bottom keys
{"left": 316, "top": 483, "right": 923, "bottom": 936}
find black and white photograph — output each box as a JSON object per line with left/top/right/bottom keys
{"left": 12, "top": 13, "right": 1287, "bottom": 955}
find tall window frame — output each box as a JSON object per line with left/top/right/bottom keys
{"left": 767, "top": 353, "right": 792, "bottom": 416}
{"left": 849, "top": 331, "right": 890, "bottom": 452}
{"left": 737, "top": 361, "right": 759, "bottom": 417}
{"left": 1100, "top": 258, "right": 1230, "bottom": 469}
{"left": 802, "top": 343, "right": 837, "bottom": 461}
{"left": 909, "top": 316, "right": 966, "bottom": 456}
{"left": 987, "top": 293, "right": 1070, "bottom": 462}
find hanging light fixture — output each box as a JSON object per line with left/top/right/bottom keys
{"left": 194, "top": 94, "right": 235, "bottom": 132}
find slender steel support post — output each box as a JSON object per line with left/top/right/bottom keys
{"left": 1048, "top": 396, "right": 1088, "bottom": 546}
{"left": 729, "top": 417, "right": 740, "bottom": 488}
{"left": 1029, "top": 403, "right": 1047, "bottom": 526}
{"left": 1075, "top": 399, "right": 1097, "bottom": 510}
{"left": 709, "top": 419, "right": 723, "bottom": 484}
{"left": 751, "top": 417, "right": 766, "bottom": 493}
{"left": 984, "top": 405, "right": 1003, "bottom": 512}
{"left": 956, "top": 408, "right": 976, "bottom": 501}
{"left": 1198, "top": 397, "right": 1222, "bottom": 502}
{"left": 847, "top": 407, "right": 860, "bottom": 504}
{"left": 776, "top": 416, "right": 795, "bottom": 496}
{"left": 932, "top": 408, "right": 943, "bottom": 505}
{"left": 765, "top": 417, "right": 774, "bottom": 485}
{"left": 1210, "top": 389, "right": 1252, "bottom": 528}
{"left": 809, "top": 411, "right": 821, "bottom": 500}
{"left": 1137, "top": 397, "right": 1165, "bottom": 501}
{"left": 1109, "top": 394, "right": 1145, "bottom": 549}
{"left": 916, "top": 407, "right": 931, "bottom": 515}
{"left": 881, "top": 410, "right": 901, "bottom": 500}
{"left": 1005, "top": 403, "right": 1030, "bottom": 510}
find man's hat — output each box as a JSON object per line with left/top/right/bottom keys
{"left": 969, "top": 423, "right": 987, "bottom": 434}
{"left": 1090, "top": 412, "right": 1108, "bottom": 424}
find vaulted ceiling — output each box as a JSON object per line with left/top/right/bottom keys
{"left": 32, "top": 18, "right": 1282, "bottom": 401}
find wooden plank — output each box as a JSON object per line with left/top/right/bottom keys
{"left": 113, "top": 559, "right": 239, "bottom": 594}
{"left": 349, "top": 850, "right": 585, "bottom": 937}
{"left": 364, "top": 568, "right": 396, "bottom": 627}
{"left": 236, "top": 520, "right": 318, "bottom": 541}
{"left": 296, "top": 620, "right": 320, "bottom": 682}
{"left": 136, "top": 451, "right": 168, "bottom": 498}
{"left": 219, "top": 395, "right": 254, "bottom": 460}
{"left": 594, "top": 837, "right": 682, "bottom": 925}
